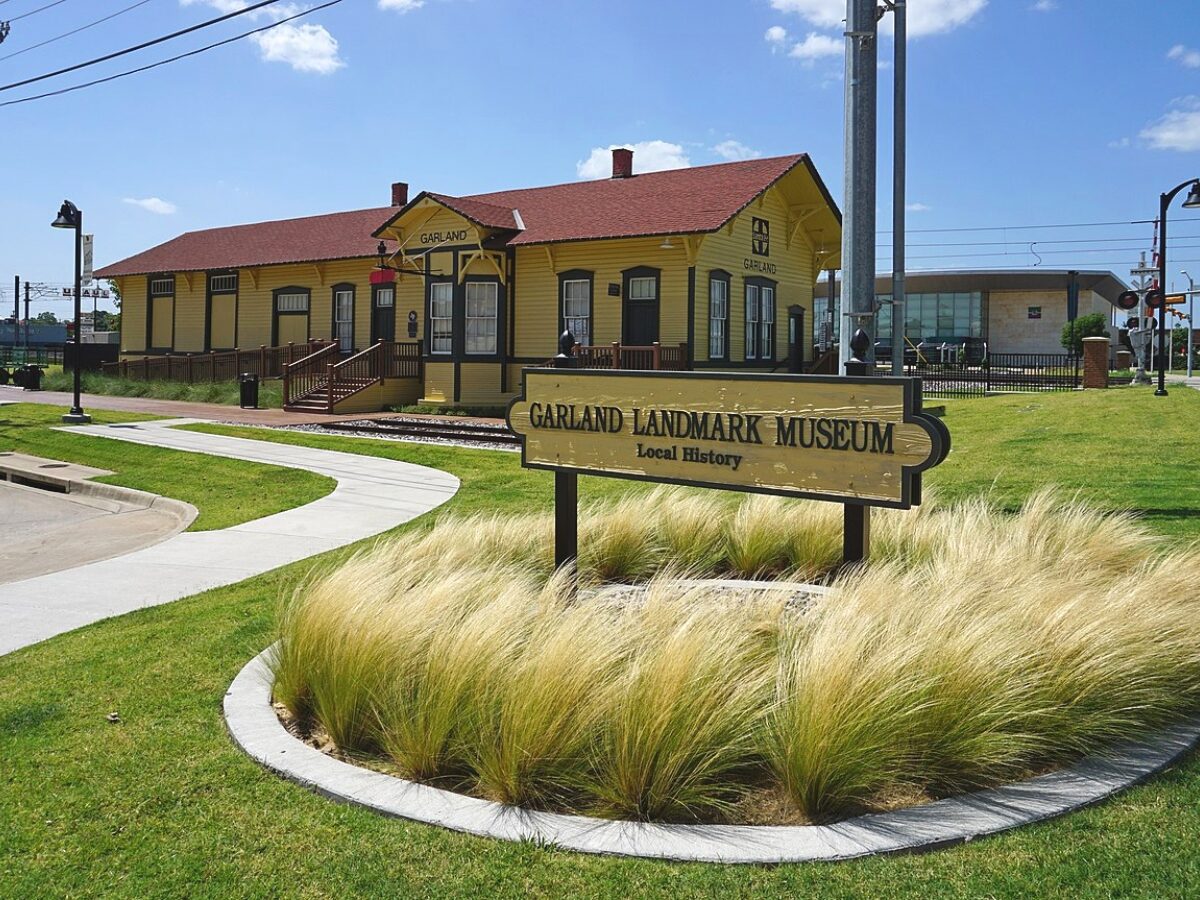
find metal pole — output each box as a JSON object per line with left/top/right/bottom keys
{"left": 23, "top": 282, "right": 30, "bottom": 354}
{"left": 1157, "top": 193, "right": 1169, "bottom": 396}
{"left": 890, "top": 0, "right": 906, "bottom": 376}
{"left": 839, "top": 0, "right": 879, "bottom": 374}
{"left": 64, "top": 210, "right": 89, "bottom": 423}
{"left": 11, "top": 275, "right": 18, "bottom": 352}
{"left": 1186, "top": 272, "right": 1195, "bottom": 378}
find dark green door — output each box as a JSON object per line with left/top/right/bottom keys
{"left": 372, "top": 285, "right": 395, "bottom": 343}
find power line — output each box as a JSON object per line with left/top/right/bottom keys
{"left": 876, "top": 234, "right": 1199, "bottom": 250}
{"left": 0, "top": 0, "right": 157, "bottom": 63}
{"left": 0, "top": 0, "right": 283, "bottom": 93}
{"left": 0, "top": 0, "right": 344, "bottom": 108}
{"left": 9, "top": 0, "right": 70, "bottom": 23}
{"left": 880, "top": 244, "right": 1200, "bottom": 262}
{"left": 877, "top": 216, "right": 1200, "bottom": 235}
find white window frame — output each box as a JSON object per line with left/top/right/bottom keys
{"left": 628, "top": 276, "right": 657, "bottom": 302}
{"left": 745, "top": 284, "right": 760, "bottom": 359}
{"left": 209, "top": 273, "right": 237, "bottom": 293}
{"left": 709, "top": 275, "right": 728, "bottom": 359}
{"left": 334, "top": 288, "right": 354, "bottom": 353}
{"left": 760, "top": 285, "right": 775, "bottom": 360}
{"left": 149, "top": 277, "right": 174, "bottom": 297}
{"left": 562, "top": 278, "right": 591, "bottom": 347}
{"left": 465, "top": 281, "right": 499, "bottom": 355}
{"left": 276, "top": 292, "right": 308, "bottom": 312}
{"left": 429, "top": 282, "right": 454, "bottom": 355}
{"left": 374, "top": 287, "right": 394, "bottom": 308}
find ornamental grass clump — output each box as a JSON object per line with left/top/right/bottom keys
{"left": 271, "top": 489, "right": 1200, "bottom": 824}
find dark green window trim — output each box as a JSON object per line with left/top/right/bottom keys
{"left": 145, "top": 273, "right": 175, "bottom": 353}
{"left": 708, "top": 269, "right": 731, "bottom": 362}
{"left": 558, "top": 268, "right": 594, "bottom": 347}
{"left": 205, "top": 269, "right": 239, "bottom": 352}
{"left": 462, "top": 274, "right": 505, "bottom": 360}
{"left": 271, "top": 285, "right": 311, "bottom": 346}
{"left": 743, "top": 275, "right": 777, "bottom": 364}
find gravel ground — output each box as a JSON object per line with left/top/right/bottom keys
{"left": 262, "top": 418, "right": 520, "bottom": 452}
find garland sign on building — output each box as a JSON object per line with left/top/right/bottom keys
{"left": 507, "top": 370, "right": 949, "bottom": 511}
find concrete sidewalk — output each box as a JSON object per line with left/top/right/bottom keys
{"left": 0, "top": 419, "right": 459, "bottom": 656}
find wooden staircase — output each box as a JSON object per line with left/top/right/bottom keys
{"left": 283, "top": 340, "right": 421, "bottom": 413}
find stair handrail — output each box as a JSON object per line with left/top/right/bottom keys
{"left": 283, "top": 341, "right": 341, "bottom": 406}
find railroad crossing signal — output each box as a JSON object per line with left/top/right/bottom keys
{"left": 1116, "top": 290, "right": 1141, "bottom": 311}
{"left": 1145, "top": 290, "right": 1166, "bottom": 309}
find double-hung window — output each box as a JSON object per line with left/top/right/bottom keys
{"left": 744, "top": 281, "right": 776, "bottom": 361}
{"left": 709, "top": 272, "right": 729, "bottom": 359}
{"left": 562, "top": 278, "right": 591, "bottom": 347}
{"left": 430, "top": 282, "right": 454, "bottom": 354}
{"left": 465, "top": 282, "right": 498, "bottom": 355}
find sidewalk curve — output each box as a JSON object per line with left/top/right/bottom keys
{"left": 0, "top": 419, "right": 459, "bottom": 656}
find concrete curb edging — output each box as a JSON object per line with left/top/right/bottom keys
{"left": 225, "top": 646, "right": 1200, "bottom": 864}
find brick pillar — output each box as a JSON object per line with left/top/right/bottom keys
{"left": 1115, "top": 349, "right": 1132, "bottom": 371}
{"left": 1082, "top": 336, "right": 1110, "bottom": 389}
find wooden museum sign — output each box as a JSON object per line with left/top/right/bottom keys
{"left": 507, "top": 367, "right": 950, "bottom": 568}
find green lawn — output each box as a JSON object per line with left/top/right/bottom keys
{"left": 40, "top": 370, "right": 285, "bottom": 409}
{"left": 0, "top": 404, "right": 333, "bottom": 531}
{"left": 2, "top": 387, "right": 1200, "bottom": 897}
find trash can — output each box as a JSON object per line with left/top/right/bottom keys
{"left": 0, "top": 367, "right": 9, "bottom": 385}
{"left": 239, "top": 373, "right": 259, "bottom": 409}
{"left": 13, "top": 364, "right": 43, "bottom": 391}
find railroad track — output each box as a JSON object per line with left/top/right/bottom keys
{"left": 315, "top": 416, "right": 520, "bottom": 446}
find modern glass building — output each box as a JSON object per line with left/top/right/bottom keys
{"left": 814, "top": 270, "right": 1130, "bottom": 355}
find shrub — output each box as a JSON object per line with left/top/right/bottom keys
{"left": 1060, "top": 313, "right": 1109, "bottom": 354}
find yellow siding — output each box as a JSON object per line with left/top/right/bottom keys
{"left": 332, "top": 383, "right": 383, "bottom": 415}
{"left": 422, "top": 362, "right": 453, "bottom": 404}
{"left": 209, "top": 294, "right": 236, "bottom": 350}
{"left": 150, "top": 296, "right": 174, "bottom": 349}
{"left": 513, "top": 237, "right": 690, "bottom": 359}
{"left": 118, "top": 277, "right": 146, "bottom": 353}
{"left": 457, "top": 362, "right": 512, "bottom": 405}
{"left": 381, "top": 378, "right": 420, "bottom": 407}
{"left": 694, "top": 183, "right": 818, "bottom": 366}
{"left": 276, "top": 314, "right": 309, "bottom": 346}
{"left": 390, "top": 202, "right": 480, "bottom": 251}
{"left": 173, "top": 274, "right": 205, "bottom": 352}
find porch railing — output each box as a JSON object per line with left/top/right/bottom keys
{"left": 101, "top": 340, "right": 334, "bottom": 384}
{"left": 574, "top": 342, "right": 689, "bottom": 371}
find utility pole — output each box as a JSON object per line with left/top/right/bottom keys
{"left": 23, "top": 282, "right": 31, "bottom": 352}
{"left": 889, "top": 0, "right": 906, "bottom": 376}
{"left": 839, "top": 0, "right": 879, "bottom": 373}
{"left": 11, "top": 275, "right": 18, "bottom": 350}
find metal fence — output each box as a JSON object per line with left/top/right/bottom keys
{"left": 1, "top": 345, "right": 64, "bottom": 367}
{"left": 893, "top": 353, "right": 1082, "bottom": 397}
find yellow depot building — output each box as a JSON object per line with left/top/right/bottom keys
{"left": 97, "top": 150, "right": 841, "bottom": 412}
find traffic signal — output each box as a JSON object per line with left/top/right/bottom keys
{"left": 1165, "top": 293, "right": 1187, "bottom": 306}
{"left": 1145, "top": 290, "right": 1165, "bottom": 309}
{"left": 1116, "top": 290, "right": 1141, "bottom": 311}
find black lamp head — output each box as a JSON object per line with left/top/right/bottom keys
{"left": 1183, "top": 180, "right": 1200, "bottom": 210}
{"left": 51, "top": 200, "right": 80, "bottom": 229}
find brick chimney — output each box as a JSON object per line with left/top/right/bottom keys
{"left": 611, "top": 148, "right": 633, "bottom": 179}
{"left": 391, "top": 182, "right": 409, "bottom": 207}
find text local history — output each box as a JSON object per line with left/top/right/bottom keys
{"left": 525, "top": 403, "right": 896, "bottom": 455}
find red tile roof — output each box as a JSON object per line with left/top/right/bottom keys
{"left": 442, "top": 154, "right": 829, "bottom": 246}
{"left": 97, "top": 155, "right": 838, "bottom": 277}
{"left": 95, "top": 207, "right": 398, "bottom": 278}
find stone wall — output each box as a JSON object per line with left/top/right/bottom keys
{"left": 987, "top": 289, "right": 1112, "bottom": 355}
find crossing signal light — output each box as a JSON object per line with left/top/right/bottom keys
{"left": 1165, "top": 293, "right": 1187, "bottom": 306}
{"left": 1116, "top": 290, "right": 1141, "bottom": 311}
{"left": 1145, "top": 290, "right": 1165, "bottom": 309}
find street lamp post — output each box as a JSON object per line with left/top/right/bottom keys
{"left": 51, "top": 199, "right": 91, "bottom": 424}
{"left": 1155, "top": 179, "right": 1200, "bottom": 396}
{"left": 1184, "top": 269, "right": 1196, "bottom": 379}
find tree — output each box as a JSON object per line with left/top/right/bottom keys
{"left": 1060, "top": 313, "right": 1108, "bottom": 355}
{"left": 33, "top": 311, "right": 59, "bottom": 326}
{"left": 107, "top": 279, "right": 121, "bottom": 309}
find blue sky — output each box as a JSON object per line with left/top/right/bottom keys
{"left": 2, "top": 0, "right": 1199, "bottom": 317}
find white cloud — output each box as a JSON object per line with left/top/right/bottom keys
{"left": 1108, "top": 137, "right": 1131, "bottom": 149}
{"left": 123, "top": 197, "right": 177, "bottom": 215}
{"left": 1031, "top": 0, "right": 1056, "bottom": 11}
{"left": 713, "top": 140, "right": 762, "bottom": 162}
{"left": 771, "top": 0, "right": 987, "bottom": 38}
{"left": 765, "top": 25, "right": 788, "bottom": 50}
{"left": 251, "top": 22, "right": 343, "bottom": 74}
{"left": 790, "top": 32, "right": 841, "bottom": 63}
{"left": 181, "top": 1, "right": 345, "bottom": 73}
{"left": 1141, "top": 98, "right": 1200, "bottom": 152}
{"left": 379, "top": 0, "right": 424, "bottom": 11}
{"left": 576, "top": 141, "right": 691, "bottom": 180}
{"left": 905, "top": 202, "right": 931, "bottom": 212}
{"left": 1168, "top": 44, "right": 1200, "bottom": 69}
